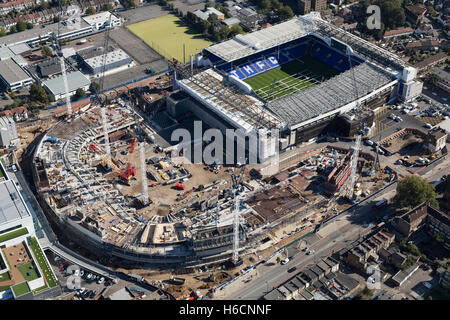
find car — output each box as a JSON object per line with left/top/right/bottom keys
{"left": 365, "top": 140, "right": 374, "bottom": 146}
{"left": 307, "top": 250, "right": 315, "bottom": 255}
{"left": 97, "top": 277, "right": 105, "bottom": 284}
{"left": 281, "top": 258, "right": 290, "bottom": 265}
{"left": 89, "top": 290, "right": 97, "bottom": 299}
{"left": 287, "top": 267, "right": 297, "bottom": 273}
{"left": 80, "top": 270, "right": 84, "bottom": 277}
{"left": 424, "top": 123, "right": 433, "bottom": 129}
{"left": 87, "top": 273, "right": 92, "bottom": 280}
{"left": 74, "top": 269, "right": 80, "bottom": 277}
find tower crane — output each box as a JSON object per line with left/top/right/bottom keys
{"left": 344, "top": 52, "right": 363, "bottom": 204}
{"left": 55, "top": 1, "right": 73, "bottom": 117}
{"left": 230, "top": 165, "right": 246, "bottom": 266}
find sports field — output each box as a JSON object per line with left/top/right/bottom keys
{"left": 245, "top": 57, "right": 340, "bottom": 101}
{"left": 127, "top": 14, "right": 213, "bottom": 62}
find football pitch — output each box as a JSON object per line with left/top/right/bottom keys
{"left": 127, "top": 14, "right": 213, "bottom": 62}
{"left": 245, "top": 57, "right": 340, "bottom": 101}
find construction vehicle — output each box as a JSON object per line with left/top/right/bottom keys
{"left": 174, "top": 183, "right": 186, "bottom": 190}
{"left": 119, "top": 163, "right": 136, "bottom": 181}
{"left": 128, "top": 137, "right": 136, "bottom": 154}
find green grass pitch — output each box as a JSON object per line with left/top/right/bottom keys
{"left": 244, "top": 57, "right": 340, "bottom": 101}
{"left": 127, "top": 14, "right": 213, "bottom": 62}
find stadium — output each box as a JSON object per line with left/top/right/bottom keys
{"left": 176, "top": 13, "right": 418, "bottom": 159}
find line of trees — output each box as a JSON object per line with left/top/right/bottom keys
{"left": 251, "top": 0, "right": 293, "bottom": 23}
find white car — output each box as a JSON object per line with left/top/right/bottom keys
{"left": 281, "top": 258, "right": 290, "bottom": 265}
{"left": 74, "top": 269, "right": 80, "bottom": 277}
{"left": 307, "top": 250, "right": 315, "bottom": 255}
{"left": 97, "top": 277, "right": 105, "bottom": 284}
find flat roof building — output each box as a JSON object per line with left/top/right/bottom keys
{"left": 42, "top": 71, "right": 90, "bottom": 101}
{"left": 0, "top": 59, "right": 33, "bottom": 91}
{"left": 82, "top": 48, "right": 133, "bottom": 74}
{"left": 0, "top": 116, "right": 18, "bottom": 147}
{"left": 82, "top": 11, "right": 121, "bottom": 30}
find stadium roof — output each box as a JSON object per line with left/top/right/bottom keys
{"left": 179, "top": 69, "right": 282, "bottom": 131}
{"left": 204, "top": 13, "right": 407, "bottom": 71}
{"left": 266, "top": 62, "right": 395, "bottom": 127}
{"left": 205, "top": 16, "right": 316, "bottom": 62}
{"left": 0, "top": 179, "right": 30, "bottom": 227}
{"left": 42, "top": 71, "right": 90, "bottom": 97}
{"left": 0, "top": 59, "right": 32, "bottom": 85}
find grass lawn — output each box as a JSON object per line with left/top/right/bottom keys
{"left": 127, "top": 14, "right": 213, "bottom": 62}
{"left": 11, "top": 282, "right": 30, "bottom": 297}
{"left": 18, "top": 262, "right": 39, "bottom": 281}
{"left": 0, "top": 271, "right": 11, "bottom": 282}
{"left": 0, "top": 227, "right": 28, "bottom": 243}
{"left": 29, "top": 237, "right": 58, "bottom": 288}
{"left": 244, "top": 57, "right": 340, "bottom": 101}
{"left": 0, "top": 285, "right": 11, "bottom": 292}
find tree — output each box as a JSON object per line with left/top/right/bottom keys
{"left": 428, "top": 73, "right": 440, "bottom": 85}
{"left": 30, "top": 83, "right": 50, "bottom": 104}
{"left": 0, "top": 27, "right": 7, "bottom": 37}
{"left": 102, "top": 3, "right": 113, "bottom": 11}
{"left": 86, "top": 6, "right": 96, "bottom": 15}
{"left": 41, "top": 45, "right": 53, "bottom": 57}
{"left": 9, "top": 26, "right": 17, "bottom": 34}
{"left": 278, "top": 6, "right": 294, "bottom": 21}
{"left": 16, "top": 20, "right": 27, "bottom": 32}
{"left": 26, "top": 22, "right": 34, "bottom": 29}
{"left": 393, "top": 175, "right": 438, "bottom": 209}
{"left": 89, "top": 82, "right": 100, "bottom": 93}
{"left": 75, "top": 88, "right": 85, "bottom": 99}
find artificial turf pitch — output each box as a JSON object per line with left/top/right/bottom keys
{"left": 244, "top": 57, "right": 340, "bottom": 101}
{"left": 127, "top": 14, "right": 213, "bottom": 62}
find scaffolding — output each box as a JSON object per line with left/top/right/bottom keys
{"left": 267, "top": 62, "right": 394, "bottom": 126}
{"left": 179, "top": 69, "right": 282, "bottom": 131}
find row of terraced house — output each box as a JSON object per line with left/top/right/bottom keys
{"left": 0, "top": 0, "right": 117, "bottom": 31}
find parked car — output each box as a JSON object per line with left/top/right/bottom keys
{"left": 97, "top": 277, "right": 105, "bottom": 284}
{"left": 281, "top": 258, "right": 290, "bottom": 265}
{"left": 287, "top": 267, "right": 297, "bottom": 273}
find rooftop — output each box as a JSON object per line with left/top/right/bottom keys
{"left": 83, "top": 48, "right": 132, "bottom": 70}
{"left": 266, "top": 62, "right": 394, "bottom": 126}
{"left": 82, "top": 11, "right": 120, "bottom": 26}
{"left": 0, "top": 59, "right": 32, "bottom": 85}
{"left": 42, "top": 71, "right": 90, "bottom": 97}
{"left": 0, "top": 179, "right": 31, "bottom": 227}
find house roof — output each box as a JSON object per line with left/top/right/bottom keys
{"left": 384, "top": 27, "right": 414, "bottom": 37}
{"left": 405, "top": 5, "right": 427, "bottom": 16}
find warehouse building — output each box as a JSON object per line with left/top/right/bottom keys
{"left": 82, "top": 48, "right": 133, "bottom": 75}
{"left": 42, "top": 71, "right": 90, "bottom": 101}
{"left": 0, "top": 58, "right": 33, "bottom": 91}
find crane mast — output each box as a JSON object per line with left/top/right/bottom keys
{"left": 140, "top": 142, "right": 149, "bottom": 204}
{"left": 56, "top": 1, "right": 72, "bottom": 116}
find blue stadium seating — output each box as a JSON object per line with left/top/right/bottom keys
{"left": 211, "top": 35, "right": 364, "bottom": 80}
